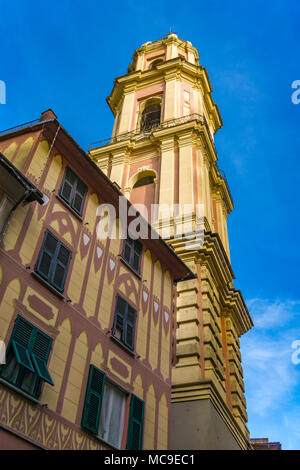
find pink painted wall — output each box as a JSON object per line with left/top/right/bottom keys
{"left": 0, "top": 428, "right": 39, "bottom": 450}
{"left": 130, "top": 183, "right": 156, "bottom": 222}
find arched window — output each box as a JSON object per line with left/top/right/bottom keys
{"left": 140, "top": 103, "right": 161, "bottom": 132}
{"left": 129, "top": 171, "right": 157, "bottom": 222}
{"left": 133, "top": 175, "right": 155, "bottom": 188}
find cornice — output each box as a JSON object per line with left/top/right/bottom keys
{"left": 107, "top": 58, "right": 222, "bottom": 131}
{"left": 133, "top": 35, "right": 199, "bottom": 57}
{"left": 167, "top": 231, "right": 252, "bottom": 336}
{"left": 197, "top": 232, "right": 253, "bottom": 335}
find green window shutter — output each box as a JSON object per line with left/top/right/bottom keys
{"left": 13, "top": 316, "right": 35, "bottom": 348}
{"left": 11, "top": 317, "right": 35, "bottom": 371}
{"left": 12, "top": 316, "right": 53, "bottom": 384}
{"left": 124, "top": 305, "right": 136, "bottom": 350}
{"left": 126, "top": 394, "right": 144, "bottom": 450}
{"left": 122, "top": 235, "right": 142, "bottom": 274}
{"left": 35, "top": 231, "right": 71, "bottom": 293}
{"left": 113, "top": 296, "right": 136, "bottom": 350}
{"left": 36, "top": 231, "right": 58, "bottom": 281}
{"left": 60, "top": 167, "right": 76, "bottom": 205}
{"left": 11, "top": 341, "right": 35, "bottom": 373}
{"left": 31, "top": 331, "right": 54, "bottom": 385}
{"left": 59, "top": 167, "right": 87, "bottom": 216}
{"left": 72, "top": 178, "right": 87, "bottom": 215}
{"left": 51, "top": 243, "right": 72, "bottom": 292}
{"left": 81, "top": 365, "right": 105, "bottom": 435}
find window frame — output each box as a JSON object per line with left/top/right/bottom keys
{"left": 112, "top": 295, "right": 137, "bottom": 351}
{"left": 59, "top": 166, "right": 88, "bottom": 216}
{"left": 121, "top": 234, "right": 143, "bottom": 275}
{"left": 98, "top": 379, "right": 127, "bottom": 449}
{"left": 140, "top": 103, "right": 161, "bottom": 132}
{"left": 35, "top": 230, "right": 72, "bottom": 294}
{"left": 81, "top": 365, "right": 144, "bottom": 450}
{"left": 0, "top": 316, "right": 54, "bottom": 400}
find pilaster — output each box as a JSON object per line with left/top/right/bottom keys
{"left": 163, "top": 71, "right": 179, "bottom": 120}
{"left": 118, "top": 85, "right": 136, "bottom": 134}
{"left": 177, "top": 133, "right": 194, "bottom": 210}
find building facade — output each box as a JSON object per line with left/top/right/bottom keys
{"left": 0, "top": 110, "right": 193, "bottom": 450}
{"left": 250, "top": 439, "right": 282, "bottom": 450}
{"left": 89, "top": 33, "right": 254, "bottom": 450}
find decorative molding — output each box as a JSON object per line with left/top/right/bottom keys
{"left": 0, "top": 384, "right": 108, "bottom": 450}
{"left": 14, "top": 300, "right": 59, "bottom": 339}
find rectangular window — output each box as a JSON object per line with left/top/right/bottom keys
{"left": 0, "top": 316, "right": 53, "bottom": 399}
{"left": 112, "top": 295, "right": 136, "bottom": 350}
{"left": 35, "top": 230, "right": 71, "bottom": 293}
{"left": 59, "top": 166, "right": 87, "bottom": 216}
{"left": 122, "top": 235, "right": 142, "bottom": 275}
{"left": 99, "top": 381, "right": 126, "bottom": 448}
{"left": 81, "top": 365, "right": 144, "bottom": 450}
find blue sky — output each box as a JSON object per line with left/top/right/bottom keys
{"left": 1, "top": 0, "right": 300, "bottom": 450}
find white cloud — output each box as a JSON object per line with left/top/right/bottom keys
{"left": 240, "top": 297, "right": 300, "bottom": 448}
{"left": 241, "top": 333, "right": 296, "bottom": 417}
{"left": 246, "top": 297, "right": 300, "bottom": 329}
{"left": 241, "top": 298, "right": 300, "bottom": 414}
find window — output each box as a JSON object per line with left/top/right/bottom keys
{"left": 99, "top": 381, "right": 126, "bottom": 448}
{"left": 112, "top": 295, "right": 136, "bottom": 350}
{"left": 122, "top": 234, "right": 142, "bottom": 274}
{"left": 0, "top": 316, "right": 53, "bottom": 399}
{"left": 81, "top": 365, "right": 144, "bottom": 450}
{"left": 133, "top": 175, "right": 155, "bottom": 188}
{"left": 140, "top": 103, "right": 161, "bottom": 132}
{"left": 59, "top": 166, "right": 87, "bottom": 216}
{"left": 35, "top": 230, "right": 72, "bottom": 293}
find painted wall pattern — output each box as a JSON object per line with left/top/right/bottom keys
{"left": 0, "top": 127, "right": 174, "bottom": 450}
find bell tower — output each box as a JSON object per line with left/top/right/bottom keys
{"left": 89, "top": 33, "right": 253, "bottom": 450}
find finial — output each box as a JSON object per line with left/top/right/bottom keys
{"left": 168, "top": 27, "right": 177, "bottom": 36}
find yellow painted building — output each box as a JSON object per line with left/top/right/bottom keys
{"left": 89, "top": 33, "right": 254, "bottom": 450}
{"left": 0, "top": 109, "right": 193, "bottom": 450}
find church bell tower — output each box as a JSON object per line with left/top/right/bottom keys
{"left": 89, "top": 33, "right": 253, "bottom": 450}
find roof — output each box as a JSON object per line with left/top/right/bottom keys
{"left": 0, "top": 152, "right": 44, "bottom": 205}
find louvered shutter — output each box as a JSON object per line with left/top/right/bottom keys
{"left": 126, "top": 395, "right": 144, "bottom": 450}
{"left": 36, "top": 231, "right": 58, "bottom": 280}
{"left": 122, "top": 239, "right": 132, "bottom": 264}
{"left": 132, "top": 240, "right": 142, "bottom": 274}
{"left": 124, "top": 305, "right": 136, "bottom": 350}
{"left": 31, "top": 331, "right": 53, "bottom": 385}
{"left": 113, "top": 296, "right": 126, "bottom": 341}
{"left": 59, "top": 167, "right": 87, "bottom": 216}
{"left": 35, "top": 231, "right": 71, "bottom": 293}
{"left": 52, "top": 243, "right": 71, "bottom": 292}
{"left": 122, "top": 236, "right": 142, "bottom": 274}
{"left": 73, "top": 179, "right": 87, "bottom": 215}
{"left": 81, "top": 365, "right": 105, "bottom": 435}
{"left": 10, "top": 317, "right": 35, "bottom": 372}
{"left": 60, "top": 167, "right": 76, "bottom": 205}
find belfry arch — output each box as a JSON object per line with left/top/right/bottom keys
{"left": 126, "top": 169, "right": 158, "bottom": 222}
{"left": 137, "top": 97, "right": 162, "bottom": 132}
